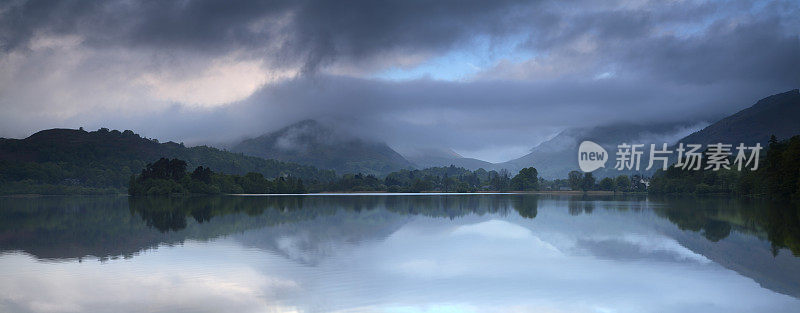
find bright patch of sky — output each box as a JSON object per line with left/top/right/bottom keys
{"left": 455, "top": 145, "right": 533, "bottom": 164}
{"left": 373, "top": 35, "right": 534, "bottom": 81}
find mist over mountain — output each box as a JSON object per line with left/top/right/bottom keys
{"left": 402, "top": 147, "right": 496, "bottom": 171}
{"left": 497, "top": 89, "right": 800, "bottom": 179}
{"left": 678, "top": 89, "right": 800, "bottom": 146}
{"left": 1, "top": 0, "right": 797, "bottom": 166}
{"left": 0, "top": 128, "right": 335, "bottom": 193}
{"left": 498, "top": 122, "right": 705, "bottom": 179}
{"left": 2, "top": 89, "right": 797, "bottom": 191}
{"left": 231, "top": 120, "right": 414, "bottom": 176}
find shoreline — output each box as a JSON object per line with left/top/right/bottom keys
{"left": 2, "top": 190, "right": 647, "bottom": 197}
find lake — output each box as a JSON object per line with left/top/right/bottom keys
{"left": 1, "top": 194, "right": 799, "bottom": 313}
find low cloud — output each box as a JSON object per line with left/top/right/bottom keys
{"left": 0, "top": 0, "right": 797, "bottom": 161}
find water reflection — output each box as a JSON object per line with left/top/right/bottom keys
{"left": 0, "top": 194, "right": 799, "bottom": 312}
{"left": 651, "top": 196, "right": 800, "bottom": 255}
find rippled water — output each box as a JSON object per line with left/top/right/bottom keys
{"left": 1, "top": 194, "right": 799, "bottom": 313}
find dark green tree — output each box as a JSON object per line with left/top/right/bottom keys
{"left": 568, "top": 171, "right": 583, "bottom": 191}
{"left": 191, "top": 166, "right": 213, "bottom": 183}
{"left": 511, "top": 167, "right": 540, "bottom": 191}
{"left": 581, "top": 172, "right": 596, "bottom": 191}
{"left": 615, "top": 175, "right": 631, "bottom": 191}
{"left": 599, "top": 177, "right": 614, "bottom": 191}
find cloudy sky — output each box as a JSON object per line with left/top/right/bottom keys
{"left": 0, "top": 0, "right": 798, "bottom": 162}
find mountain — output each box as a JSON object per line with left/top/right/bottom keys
{"left": 0, "top": 128, "right": 335, "bottom": 192}
{"left": 497, "top": 89, "right": 800, "bottom": 179}
{"left": 232, "top": 120, "right": 414, "bottom": 176}
{"left": 498, "top": 122, "right": 703, "bottom": 179}
{"left": 677, "top": 89, "right": 800, "bottom": 146}
{"left": 402, "top": 147, "right": 496, "bottom": 171}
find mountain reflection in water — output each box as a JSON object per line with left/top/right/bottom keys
{"left": 0, "top": 194, "right": 799, "bottom": 313}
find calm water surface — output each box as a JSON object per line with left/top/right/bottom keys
{"left": 1, "top": 194, "right": 799, "bottom": 313}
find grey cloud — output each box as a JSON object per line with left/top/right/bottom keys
{"left": 624, "top": 18, "right": 800, "bottom": 85}
{"left": 1, "top": 0, "right": 291, "bottom": 51}
{"left": 0, "top": 0, "right": 798, "bottom": 162}
{"left": 3, "top": 0, "right": 797, "bottom": 77}
{"left": 95, "top": 73, "right": 785, "bottom": 161}
{"left": 487, "top": 1, "right": 799, "bottom": 86}
{"left": 1, "top": 0, "right": 535, "bottom": 71}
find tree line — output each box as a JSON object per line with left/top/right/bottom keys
{"left": 0, "top": 127, "right": 335, "bottom": 195}
{"left": 130, "top": 158, "right": 549, "bottom": 195}
{"left": 560, "top": 171, "right": 649, "bottom": 192}
{"left": 649, "top": 135, "right": 800, "bottom": 199}
{"left": 130, "top": 156, "right": 659, "bottom": 195}
{"left": 129, "top": 158, "right": 307, "bottom": 195}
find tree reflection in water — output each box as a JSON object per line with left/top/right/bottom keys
{"left": 0, "top": 194, "right": 798, "bottom": 258}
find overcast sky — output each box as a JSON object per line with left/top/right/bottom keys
{"left": 0, "top": 0, "right": 798, "bottom": 162}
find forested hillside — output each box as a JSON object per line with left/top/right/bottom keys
{"left": 650, "top": 135, "right": 800, "bottom": 198}
{"left": 232, "top": 120, "right": 415, "bottom": 176}
{"left": 0, "top": 128, "right": 335, "bottom": 194}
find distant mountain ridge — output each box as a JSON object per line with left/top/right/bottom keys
{"left": 2, "top": 89, "right": 797, "bottom": 191}
{"left": 678, "top": 89, "right": 800, "bottom": 146}
{"left": 402, "top": 147, "right": 496, "bottom": 171}
{"left": 0, "top": 128, "right": 335, "bottom": 191}
{"left": 498, "top": 89, "right": 800, "bottom": 179}
{"left": 232, "top": 120, "right": 415, "bottom": 176}
{"left": 496, "top": 122, "right": 703, "bottom": 179}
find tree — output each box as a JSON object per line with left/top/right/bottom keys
{"left": 568, "top": 171, "right": 583, "bottom": 190}
{"left": 241, "top": 172, "right": 271, "bottom": 193}
{"left": 581, "top": 172, "right": 595, "bottom": 191}
{"left": 511, "top": 167, "right": 540, "bottom": 191}
{"left": 191, "top": 166, "right": 213, "bottom": 183}
{"left": 140, "top": 158, "right": 186, "bottom": 181}
{"left": 615, "top": 175, "right": 631, "bottom": 192}
{"left": 488, "top": 170, "right": 510, "bottom": 191}
{"left": 410, "top": 178, "right": 433, "bottom": 192}
{"left": 599, "top": 177, "right": 614, "bottom": 191}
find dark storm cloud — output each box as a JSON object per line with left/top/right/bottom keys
{"left": 2, "top": 0, "right": 796, "bottom": 78}
{"left": 287, "top": 0, "right": 531, "bottom": 71}
{"left": 0, "top": 0, "right": 798, "bottom": 161}
{"left": 625, "top": 18, "right": 800, "bottom": 85}
{"left": 1, "top": 0, "right": 290, "bottom": 52}
{"left": 121, "top": 73, "right": 783, "bottom": 161}
{"left": 1, "top": 0, "right": 534, "bottom": 71}
{"left": 492, "top": 0, "right": 800, "bottom": 86}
